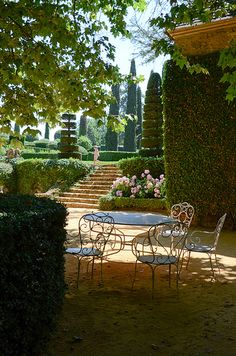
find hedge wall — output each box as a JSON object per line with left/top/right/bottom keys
{"left": 0, "top": 195, "right": 67, "bottom": 354}
{"left": 15, "top": 158, "right": 92, "bottom": 194}
{"left": 99, "top": 196, "right": 167, "bottom": 212}
{"left": 118, "top": 156, "right": 165, "bottom": 178}
{"left": 162, "top": 53, "right": 236, "bottom": 228}
{"left": 84, "top": 151, "right": 138, "bottom": 161}
{"left": 22, "top": 151, "right": 59, "bottom": 159}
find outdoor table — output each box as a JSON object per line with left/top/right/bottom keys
{"left": 86, "top": 211, "right": 176, "bottom": 226}
{"left": 84, "top": 211, "right": 176, "bottom": 248}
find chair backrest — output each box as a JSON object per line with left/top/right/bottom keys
{"left": 213, "top": 213, "right": 227, "bottom": 249}
{"left": 78, "top": 212, "right": 115, "bottom": 251}
{"left": 132, "top": 222, "right": 188, "bottom": 263}
{"left": 170, "top": 202, "right": 195, "bottom": 228}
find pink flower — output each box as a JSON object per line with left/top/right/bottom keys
{"left": 147, "top": 182, "right": 153, "bottom": 189}
{"left": 144, "top": 169, "right": 150, "bottom": 175}
{"left": 147, "top": 174, "right": 152, "bottom": 180}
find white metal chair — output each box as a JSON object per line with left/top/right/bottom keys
{"left": 135, "top": 202, "right": 194, "bottom": 241}
{"left": 131, "top": 222, "right": 188, "bottom": 297}
{"left": 66, "top": 212, "right": 124, "bottom": 287}
{"left": 162, "top": 201, "right": 195, "bottom": 237}
{"left": 184, "top": 213, "right": 227, "bottom": 278}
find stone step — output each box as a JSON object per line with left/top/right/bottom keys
{"left": 59, "top": 197, "right": 99, "bottom": 204}
{"left": 60, "top": 192, "right": 106, "bottom": 198}
{"left": 86, "top": 177, "right": 117, "bottom": 182}
{"left": 78, "top": 182, "right": 113, "bottom": 189}
{"left": 61, "top": 201, "right": 99, "bottom": 209}
{"left": 57, "top": 164, "right": 118, "bottom": 209}
{"left": 90, "top": 173, "right": 121, "bottom": 179}
{"left": 68, "top": 188, "right": 109, "bottom": 194}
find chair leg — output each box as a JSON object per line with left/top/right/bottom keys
{"left": 176, "top": 265, "right": 180, "bottom": 289}
{"left": 76, "top": 258, "right": 81, "bottom": 288}
{"left": 100, "top": 258, "right": 104, "bottom": 285}
{"left": 168, "top": 264, "right": 171, "bottom": 287}
{"left": 151, "top": 268, "right": 155, "bottom": 299}
{"left": 214, "top": 253, "right": 221, "bottom": 275}
{"left": 132, "top": 261, "right": 138, "bottom": 290}
{"left": 209, "top": 253, "right": 220, "bottom": 279}
{"left": 185, "top": 251, "right": 191, "bottom": 269}
{"left": 91, "top": 257, "right": 95, "bottom": 278}
{"left": 209, "top": 254, "right": 215, "bottom": 278}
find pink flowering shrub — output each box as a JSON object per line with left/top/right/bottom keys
{"left": 111, "top": 170, "right": 166, "bottom": 199}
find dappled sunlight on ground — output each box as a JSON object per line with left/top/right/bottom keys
{"left": 46, "top": 208, "right": 236, "bottom": 356}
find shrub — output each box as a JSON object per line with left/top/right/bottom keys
{"left": 78, "top": 135, "right": 93, "bottom": 151}
{"left": 139, "top": 148, "right": 161, "bottom": 157}
{"left": 21, "top": 151, "right": 59, "bottom": 159}
{"left": 0, "top": 194, "right": 67, "bottom": 355}
{"left": 118, "top": 156, "right": 164, "bottom": 177}
{"left": 34, "top": 139, "right": 50, "bottom": 148}
{"left": 111, "top": 170, "right": 166, "bottom": 199}
{"left": 78, "top": 145, "right": 88, "bottom": 156}
{"left": 162, "top": 54, "right": 236, "bottom": 228}
{"left": 84, "top": 151, "right": 138, "bottom": 161}
{"left": 99, "top": 195, "right": 167, "bottom": 212}
{"left": 15, "top": 158, "right": 92, "bottom": 194}
{"left": 141, "top": 72, "right": 163, "bottom": 156}
{"left": 0, "top": 161, "right": 15, "bottom": 192}
{"left": 48, "top": 140, "right": 59, "bottom": 150}
{"left": 59, "top": 113, "right": 80, "bottom": 158}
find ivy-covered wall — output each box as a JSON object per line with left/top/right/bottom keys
{"left": 162, "top": 53, "right": 236, "bottom": 228}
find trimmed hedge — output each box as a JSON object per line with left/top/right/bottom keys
{"left": 0, "top": 161, "right": 14, "bottom": 191}
{"left": 162, "top": 53, "right": 236, "bottom": 228}
{"left": 118, "top": 156, "right": 164, "bottom": 177}
{"left": 99, "top": 195, "right": 167, "bottom": 212}
{"left": 0, "top": 194, "right": 67, "bottom": 355}
{"left": 84, "top": 151, "right": 138, "bottom": 161}
{"left": 22, "top": 151, "right": 59, "bottom": 159}
{"left": 15, "top": 158, "right": 92, "bottom": 194}
{"left": 141, "top": 72, "right": 163, "bottom": 156}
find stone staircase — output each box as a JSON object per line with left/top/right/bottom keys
{"left": 58, "top": 164, "right": 121, "bottom": 209}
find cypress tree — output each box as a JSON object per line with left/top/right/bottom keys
{"left": 105, "top": 84, "right": 120, "bottom": 151}
{"left": 136, "top": 86, "right": 143, "bottom": 149}
{"left": 54, "top": 130, "right": 61, "bottom": 140}
{"left": 79, "top": 115, "right": 87, "bottom": 136}
{"left": 124, "top": 59, "right": 137, "bottom": 152}
{"left": 44, "top": 123, "right": 50, "bottom": 139}
{"left": 59, "top": 113, "right": 80, "bottom": 158}
{"left": 14, "top": 123, "right": 20, "bottom": 134}
{"left": 140, "top": 72, "right": 163, "bottom": 157}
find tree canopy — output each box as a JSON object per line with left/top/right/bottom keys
{"left": 1, "top": 0, "right": 235, "bottom": 137}
{"left": 131, "top": 0, "right": 236, "bottom": 101}
{"left": 0, "top": 0, "right": 144, "bottom": 135}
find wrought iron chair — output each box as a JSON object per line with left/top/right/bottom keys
{"left": 66, "top": 212, "right": 124, "bottom": 287}
{"left": 162, "top": 201, "right": 195, "bottom": 237}
{"left": 184, "top": 213, "right": 227, "bottom": 278}
{"left": 135, "top": 202, "right": 194, "bottom": 241}
{"left": 131, "top": 222, "right": 188, "bottom": 297}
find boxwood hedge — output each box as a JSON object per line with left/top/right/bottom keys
{"left": 0, "top": 194, "right": 67, "bottom": 355}
{"left": 99, "top": 195, "right": 167, "bottom": 212}
{"left": 162, "top": 53, "right": 236, "bottom": 228}
{"left": 118, "top": 156, "right": 165, "bottom": 178}
{"left": 15, "top": 158, "right": 92, "bottom": 194}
